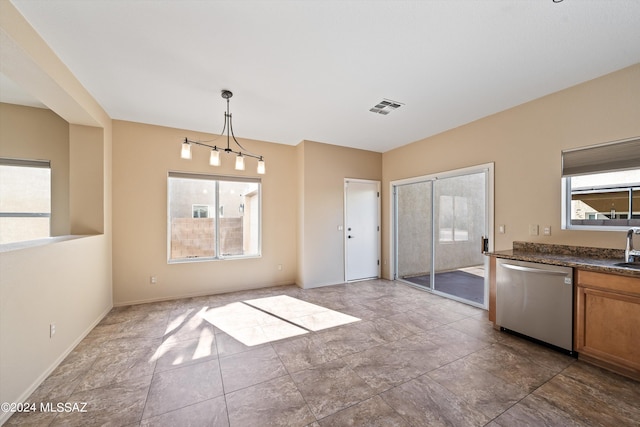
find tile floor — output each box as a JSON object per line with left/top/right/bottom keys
{"left": 5, "top": 279, "right": 640, "bottom": 426}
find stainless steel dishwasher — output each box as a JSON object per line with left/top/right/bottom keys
{"left": 496, "top": 258, "right": 574, "bottom": 354}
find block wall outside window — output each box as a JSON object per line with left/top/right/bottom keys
{"left": 170, "top": 218, "right": 215, "bottom": 259}
{"left": 168, "top": 172, "right": 260, "bottom": 262}
{"left": 170, "top": 217, "right": 244, "bottom": 259}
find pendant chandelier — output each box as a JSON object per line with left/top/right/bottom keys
{"left": 181, "top": 90, "right": 265, "bottom": 174}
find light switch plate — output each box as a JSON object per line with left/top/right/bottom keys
{"left": 529, "top": 224, "right": 539, "bottom": 236}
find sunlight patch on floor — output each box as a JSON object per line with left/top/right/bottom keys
{"left": 200, "top": 302, "right": 308, "bottom": 346}
{"left": 244, "top": 295, "right": 360, "bottom": 332}
{"left": 200, "top": 296, "right": 360, "bottom": 346}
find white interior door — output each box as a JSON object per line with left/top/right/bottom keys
{"left": 345, "top": 179, "right": 380, "bottom": 281}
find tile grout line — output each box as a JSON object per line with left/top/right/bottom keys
{"left": 136, "top": 309, "right": 173, "bottom": 425}
{"left": 481, "top": 366, "right": 570, "bottom": 426}
{"left": 211, "top": 315, "right": 232, "bottom": 427}
{"left": 240, "top": 300, "right": 315, "bottom": 333}
{"left": 270, "top": 340, "right": 319, "bottom": 423}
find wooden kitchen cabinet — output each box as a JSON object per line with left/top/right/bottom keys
{"left": 575, "top": 270, "right": 640, "bottom": 380}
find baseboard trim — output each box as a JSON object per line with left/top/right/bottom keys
{"left": 0, "top": 304, "right": 112, "bottom": 426}
{"left": 113, "top": 281, "right": 296, "bottom": 307}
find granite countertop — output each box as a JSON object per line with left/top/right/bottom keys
{"left": 488, "top": 242, "right": 640, "bottom": 278}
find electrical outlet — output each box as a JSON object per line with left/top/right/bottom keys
{"left": 150, "top": 276, "right": 157, "bottom": 284}
{"left": 543, "top": 226, "right": 551, "bottom": 236}
{"left": 277, "top": 264, "right": 283, "bottom": 271}
{"left": 529, "top": 224, "right": 539, "bottom": 236}
{"left": 499, "top": 224, "right": 505, "bottom": 234}
{"left": 50, "top": 323, "right": 56, "bottom": 338}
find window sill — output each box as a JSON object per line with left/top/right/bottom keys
{"left": 168, "top": 254, "right": 262, "bottom": 264}
{"left": 562, "top": 225, "right": 638, "bottom": 232}
{"left": 0, "top": 235, "right": 101, "bottom": 254}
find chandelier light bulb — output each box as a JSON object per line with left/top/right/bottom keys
{"left": 257, "top": 158, "right": 266, "bottom": 174}
{"left": 235, "top": 154, "right": 245, "bottom": 171}
{"left": 209, "top": 149, "right": 220, "bottom": 166}
{"left": 181, "top": 140, "right": 192, "bottom": 159}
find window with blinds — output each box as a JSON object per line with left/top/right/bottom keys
{"left": 561, "top": 137, "right": 640, "bottom": 229}
{"left": 0, "top": 158, "right": 52, "bottom": 244}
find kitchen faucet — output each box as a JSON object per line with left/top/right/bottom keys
{"left": 624, "top": 227, "right": 640, "bottom": 263}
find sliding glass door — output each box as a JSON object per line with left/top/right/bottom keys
{"left": 394, "top": 165, "right": 490, "bottom": 307}
{"left": 433, "top": 172, "right": 487, "bottom": 305}
{"left": 395, "top": 180, "right": 433, "bottom": 288}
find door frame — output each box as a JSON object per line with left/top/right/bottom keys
{"left": 344, "top": 178, "right": 381, "bottom": 282}
{"left": 389, "top": 163, "right": 494, "bottom": 308}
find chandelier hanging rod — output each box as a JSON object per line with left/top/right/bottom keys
{"left": 182, "top": 138, "right": 263, "bottom": 161}
{"left": 181, "top": 90, "right": 265, "bottom": 174}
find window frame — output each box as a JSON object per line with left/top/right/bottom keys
{"left": 562, "top": 178, "right": 640, "bottom": 231}
{"left": 167, "top": 171, "right": 262, "bottom": 264}
{"left": 0, "top": 157, "right": 52, "bottom": 244}
{"left": 561, "top": 136, "right": 640, "bottom": 231}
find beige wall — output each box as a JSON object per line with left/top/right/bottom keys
{"left": 382, "top": 64, "right": 640, "bottom": 279}
{"left": 297, "top": 140, "right": 382, "bottom": 288}
{"left": 2, "top": 0, "right": 639, "bottom": 416}
{"left": 296, "top": 141, "right": 306, "bottom": 286}
{"left": 0, "top": 103, "right": 70, "bottom": 236}
{"left": 0, "top": 236, "right": 112, "bottom": 411}
{"left": 112, "top": 125, "right": 382, "bottom": 302}
{"left": 0, "top": 117, "right": 112, "bottom": 420}
{"left": 69, "top": 124, "right": 105, "bottom": 234}
{"left": 112, "top": 120, "right": 298, "bottom": 305}
{"left": 0, "top": 2, "right": 112, "bottom": 422}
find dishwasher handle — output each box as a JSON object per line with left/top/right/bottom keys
{"left": 500, "top": 262, "right": 569, "bottom": 276}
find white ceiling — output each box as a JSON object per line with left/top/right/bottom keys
{"left": 6, "top": 0, "right": 640, "bottom": 153}
{"left": 0, "top": 74, "right": 46, "bottom": 109}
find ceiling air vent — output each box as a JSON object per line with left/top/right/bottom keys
{"left": 369, "top": 99, "right": 404, "bottom": 115}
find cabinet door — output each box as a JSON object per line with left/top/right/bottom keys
{"left": 575, "top": 284, "right": 640, "bottom": 376}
